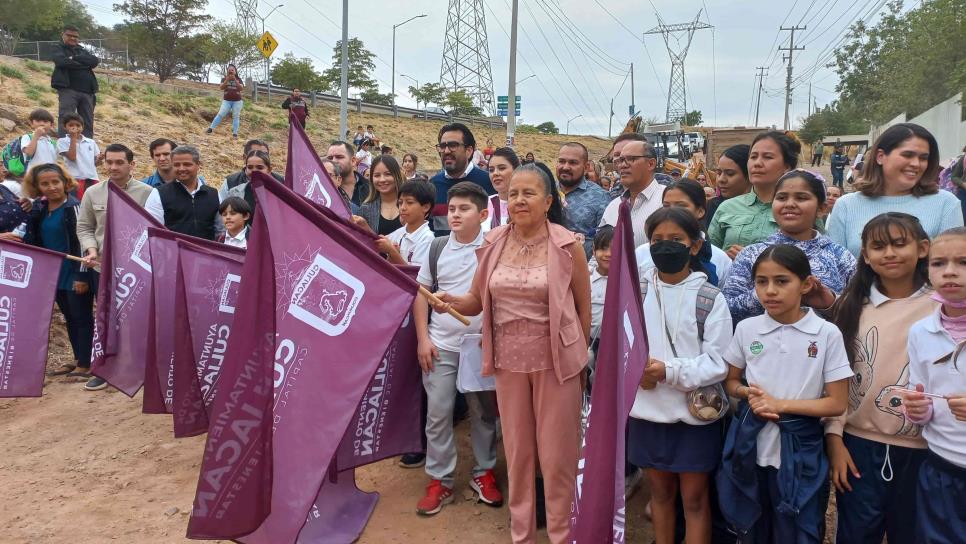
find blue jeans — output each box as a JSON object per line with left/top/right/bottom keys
{"left": 209, "top": 99, "right": 243, "bottom": 135}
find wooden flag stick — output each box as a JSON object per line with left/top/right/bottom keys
{"left": 418, "top": 286, "right": 471, "bottom": 326}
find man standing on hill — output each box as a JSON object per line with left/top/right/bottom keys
{"left": 281, "top": 88, "right": 309, "bottom": 127}
{"left": 51, "top": 25, "right": 99, "bottom": 139}
{"left": 429, "top": 123, "right": 495, "bottom": 234}
{"left": 146, "top": 146, "right": 222, "bottom": 240}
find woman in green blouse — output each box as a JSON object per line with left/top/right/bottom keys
{"left": 708, "top": 131, "right": 801, "bottom": 258}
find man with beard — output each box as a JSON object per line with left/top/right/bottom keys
{"left": 557, "top": 142, "right": 610, "bottom": 258}
{"left": 326, "top": 140, "right": 369, "bottom": 209}
{"left": 428, "top": 123, "right": 495, "bottom": 234}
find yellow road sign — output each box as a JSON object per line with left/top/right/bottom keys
{"left": 258, "top": 31, "right": 278, "bottom": 58}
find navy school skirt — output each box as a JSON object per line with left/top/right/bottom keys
{"left": 628, "top": 417, "right": 724, "bottom": 473}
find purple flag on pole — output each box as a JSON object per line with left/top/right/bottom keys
{"left": 295, "top": 468, "right": 378, "bottom": 544}
{"left": 335, "top": 267, "right": 424, "bottom": 470}
{"left": 569, "top": 200, "right": 649, "bottom": 543}
{"left": 91, "top": 183, "right": 164, "bottom": 396}
{"left": 0, "top": 240, "right": 69, "bottom": 398}
{"left": 187, "top": 173, "right": 418, "bottom": 542}
{"left": 144, "top": 229, "right": 245, "bottom": 417}
{"left": 286, "top": 112, "right": 351, "bottom": 219}
{"left": 171, "top": 239, "right": 244, "bottom": 437}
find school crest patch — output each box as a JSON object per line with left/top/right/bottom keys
{"left": 807, "top": 341, "right": 818, "bottom": 359}
{"left": 750, "top": 341, "right": 763, "bottom": 355}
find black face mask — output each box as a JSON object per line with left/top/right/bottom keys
{"left": 650, "top": 240, "right": 692, "bottom": 274}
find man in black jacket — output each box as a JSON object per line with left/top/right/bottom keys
{"left": 51, "top": 25, "right": 99, "bottom": 138}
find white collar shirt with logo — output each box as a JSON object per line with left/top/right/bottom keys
{"left": 724, "top": 308, "right": 852, "bottom": 469}
{"left": 388, "top": 221, "right": 434, "bottom": 267}
{"left": 223, "top": 226, "right": 248, "bottom": 249}
{"left": 416, "top": 229, "right": 485, "bottom": 351}
{"left": 599, "top": 179, "right": 666, "bottom": 248}
{"left": 589, "top": 268, "right": 608, "bottom": 340}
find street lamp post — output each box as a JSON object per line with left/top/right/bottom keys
{"left": 516, "top": 74, "right": 535, "bottom": 85}
{"left": 257, "top": 4, "right": 284, "bottom": 101}
{"left": 392, "top": 15, "right": 427, "bottom": 115}
{"left": 400, "top": 73, "right": 418, "bottom": 108}
{"left": 566, "top": 114, "right": 583, "bottom": 135}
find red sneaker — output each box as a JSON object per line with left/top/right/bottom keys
{"left": 470, "top": 470, "right": 504, "bottom": 507}
{"left": 416, "top": 479, "right": 453, "bottom": 516}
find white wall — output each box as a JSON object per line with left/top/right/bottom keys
{"left": 869, "top": 93, "right": 966, "bottom": 164}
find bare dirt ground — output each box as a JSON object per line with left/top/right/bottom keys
{"left": 0, "top": 318, "right": 656, "bottom": 544}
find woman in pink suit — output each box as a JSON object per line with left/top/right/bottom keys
{"left": 435, "top": 164, "right": 591, "bottom": 543}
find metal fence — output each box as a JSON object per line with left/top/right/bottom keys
{"left": 12, "top": 39, "right": 130, "bottom": 70}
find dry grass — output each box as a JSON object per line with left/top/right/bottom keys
{"left": 0, "top": 56, "right": 612, "bottom": 187}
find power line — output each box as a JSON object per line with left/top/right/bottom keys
{"left": 540, "top": 0, "right": 630, "bottom": 69}
{"left": 591, "top": 0, "right": 667, "bottom": 102}
{"left": 479, "top": 0, "right": 575, "bottom": 124}
{"left": 534, "top": 0, "right": 628, "bottom": 75}
{"left": 519, "top": 0, "right": 607, "bottom": 133}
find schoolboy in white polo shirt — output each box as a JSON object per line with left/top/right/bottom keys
{"left": 378, "top": 181, "right": 436, "bottom": 266}
{"left": 57, "top": 113, "right": 100, "bottom": 198}
{"left": 411, "top": 181, "right": 502, "bottom": 516}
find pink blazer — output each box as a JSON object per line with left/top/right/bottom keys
{"left": 473, "top": 222, "right": 589, "bottom": 384}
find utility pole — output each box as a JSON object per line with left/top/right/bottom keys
{"left": 608, "top": 98, "right": 614, "bottom": 138}
{"left": 339, "top": 0, "right": 349, "bottom": 141}
{"left": 754, "top": 66, "right": 767, "bottom": 127}
{"left": 630, "top": 62, "right": 635, "bottom": 117}
{"left": 506, "top": 0, "right": 518, "bottom": 148}
{"left": 779, "top": 25, "right": 805, "bottom": 130}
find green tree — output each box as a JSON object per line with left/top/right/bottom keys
{"left": 444, "top": 89, "right": 482, "bottom": 116}
{"left": 835, "top": 0, "right": 966, "bottom": 123}
{"left": 0, "top": 0, "right": 65, "bottom": 54}
{"left": 114, "top": 0, "right": 211, "bottom": 82}
{"left": 516, "top": 124, "right": 540, "bottom": 134}
{"left": 322, "top": 37, "right": 377, "bottom": 95}
{"left": 797, "top": 102, "right": 867, "bottom": 145}
{"left": 535, "top": 121, "right": 559, "bottom": 134}
{"left": 205, "top": 21, "right": 261, "bottom": 79}
{"left": 408, "top": 82, "right": 447, "bottom": 109}
{"left": 270, "top": 53, "right": 329, "bottom": 91}
{"left": 181, "top": 33, "right": 214, "bottom": 81}
{"left": 360, "top": 87, "right": 393, "bottom": 106}
{"left": 682, "top": 110, "right": 703, "bottom": 126}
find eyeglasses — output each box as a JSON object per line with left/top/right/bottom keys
{"left": 613, "top": 155, "right": 654, "bottom": 165}
{"left": 436, "top": 141, "right": 466, "bottom": 152}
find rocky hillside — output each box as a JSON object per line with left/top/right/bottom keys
{"left": 0, "top": 56, "right": 611, "bottom": 185}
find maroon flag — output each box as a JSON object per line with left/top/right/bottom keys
{"left": 285, "top": 112, "right": 351, "bottom": 219}
{"left": 335, "top": 285, "right": 424, "bottom": 470}
{"left": 144, "top": 228, "right": 244, "bottom": 416}
{"left": 0, "top": 241, "right": 69, "bottom": 397}
{"left": 91, "top": 183, "right": 164, "bottom": 396}
{"left": 296, "top": 469, "right": 378, "bottom": 543}
{"left": 187, "top": 173, "right": 418, "bottom": 542}
{"left": 569, "top": 200, "right": 649, "bottom": 543}
{"left": 171, "top": 240, "right": 244, "bottom": 438}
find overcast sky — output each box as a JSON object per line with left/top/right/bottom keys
{"left": 81, "top": 0, "right": 900, "bottom": 136}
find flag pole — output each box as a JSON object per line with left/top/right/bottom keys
{"left": 418, "top": 286, "right": 470, "bottom": 326}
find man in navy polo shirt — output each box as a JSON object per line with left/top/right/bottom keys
{"left": 429, "top": 123, "right": 495, "bottom": 234}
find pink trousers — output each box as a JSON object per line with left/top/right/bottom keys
{"left": 495, "top": 368, "right": 583, "bottom": 544}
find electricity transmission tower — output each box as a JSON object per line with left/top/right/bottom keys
{"left": 440, "top": 0, "right": 496, "bottom": 116}
{"left": 234, "top": 0, "right": 259, "bottom": 79}
{"left": 645, "top": 10, "right": 712, "bottom": 123}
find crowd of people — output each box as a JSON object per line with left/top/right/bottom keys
{"left": 4, "top": 25, "right": 966, "bottom": 544}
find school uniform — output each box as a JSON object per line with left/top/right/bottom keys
{"left": 387, "top": 221, "right": 434, "bottom": 266}
{"left": 57, "top": 135, "right": 99, "bottom": 199}
{"left": 415, "top": 230, "right": 497, "bottom": 490}
{"left": 628, "top": 270, "right": 732, "bottom": 472}
{"left": 719, "top": 308, "right": 853, "bottom": 542}
{"left": 218, "top": 226, "right": 249, "bottom": 250}
{"left": 907, "top": 308, "right": 966, "bottom": 544}
{"left": 21, "top": 134, "right": 59, "bottom": 169}
{"left": 824, "top": 286, "right": 935, "bottom": 544}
